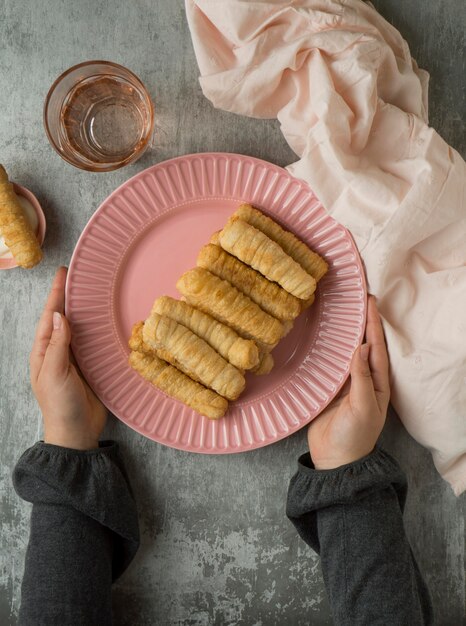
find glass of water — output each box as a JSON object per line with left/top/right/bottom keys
{"left": 44, "top": 60, "right": 154, "bottom": 172}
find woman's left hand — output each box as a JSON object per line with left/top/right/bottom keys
{"left": 307, "top": 296, "right": 390, "bottom": 469}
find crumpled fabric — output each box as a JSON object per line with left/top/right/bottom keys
{"left": 185, "top": 0, "right": 466, "bottom": 494}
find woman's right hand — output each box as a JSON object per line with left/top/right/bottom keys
{"left": 30, "top": 267, "right": 107, "bottom": 450}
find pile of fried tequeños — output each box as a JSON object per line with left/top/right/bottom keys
{"left": 128, "top": 203, "right": 328, "bottom": 419}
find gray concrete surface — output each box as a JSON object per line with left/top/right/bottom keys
{"left": 0, "top": 1, "right": 464, "bottom": 624}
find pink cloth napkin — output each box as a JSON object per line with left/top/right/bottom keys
{"left": 185, "top": 0, "right": 466, "bottom": 494}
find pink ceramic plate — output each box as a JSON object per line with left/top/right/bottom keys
{"left": 66, "top": 153, "right": 366, "bottom": 453}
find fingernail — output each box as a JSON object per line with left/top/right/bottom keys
{"left": 53, "top": 312, "right": 62, "bottom": 330}
{"left": 360, "top": 343, "right": 369, "bottom": 361}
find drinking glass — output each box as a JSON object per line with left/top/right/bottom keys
{"left": 44, "top": 61, "right": 154, "bottom": 172}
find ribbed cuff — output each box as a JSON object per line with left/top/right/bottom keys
{"left": 287, "top": 447, "right": 407, "bottom": 516}
{"left": 13, "top": 440, "right": 139, "bottom": 579}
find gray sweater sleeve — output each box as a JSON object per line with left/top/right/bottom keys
{"left": 286, "top": 447, "right": 433, "bottom": 626}
{"left": 12, "top": 441, "right": 139, "bottom": 626}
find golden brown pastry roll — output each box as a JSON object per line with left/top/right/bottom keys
{"left": 152, "top": 296, "right": 259, "bottom": 370}
{"left": 282, "top": 320, "right": 294, "bottom": 337}
{"left": 210, "top": 231, "right": 221, "bottom": 245}
{"left": 235, "top": 203, "right": 328, "bottom": 282}
{"left": 251, "top": 351, "right": 274, "bottom": 375}
{"left": 197, "top": 244, "right": 301, "bottom": 322}
{"left": 152, "top": 346, "right": 205, "bottom": 385}
{"left": 143, "top": 312, "right": 245, "bottom": 401}
{"left": 176, "top": 267, "right": 283, "bottom": 349}
{"left": 0, "top": 165, "right": 43, "bottom": 269}
{"left": 128, "top": 321, "right": 155, "bottom": 355}
{"left": 219, "top": 217, "right": 316, "bottom": 300}
{"left": 129, "top": 322, "right": 206, "bottom": 384}
{"left": 128, "top": 351, "right": 227, "bottom": 419}
{"left": 301, "top": 292, "right": 316, "bottom": 310}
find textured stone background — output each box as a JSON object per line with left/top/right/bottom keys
{"left": 0, "top": 1, "right": 464, "bottom": 624}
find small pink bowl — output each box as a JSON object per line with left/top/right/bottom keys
{"left": 0, "top": 183, "right": 46, "bottom": 270}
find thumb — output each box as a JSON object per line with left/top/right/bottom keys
{"left": 42, "top": 312, "right": 72, "bottom": 378}
{"left": 349, "top": 343, "right": 376, "bottom": 411}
